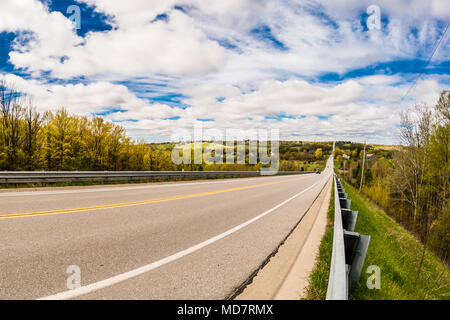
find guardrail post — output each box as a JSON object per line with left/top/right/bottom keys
{"left": 341, "top": 209, "right": 358, "bottom": 232}
{"left": 343, "top": 230, "right": 360, "bottom": 266}
{"left": 348, "top": 234, "right": 370, "bottom": 284}
{"left": 339, "top": 198, "right": 351, "bottom": 209}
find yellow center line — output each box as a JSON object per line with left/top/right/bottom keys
{"left": 0, "top": 177, "right": 304, "bottom": 220}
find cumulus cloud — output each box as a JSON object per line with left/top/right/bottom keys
{"left": 2, "top": 0, "right": 447, "bottom": 79}
{"left": 0, "top": 73, "right": 177, "bottom": 121}
{"left": 0, "top": 0, "right": 448, "bottom": 144}
{"left": 0, "top": 0, "right": 82, "bottom": 77}
{"left": 0, "top": 0, "right": 227, "bottom": 78}
{"left": 0, "top": 72, "right": 445, "bottom": 145}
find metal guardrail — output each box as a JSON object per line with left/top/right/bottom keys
{"left": 326, "top": 174, "right": 371, "bottom": 300}
{"left": 0, "top": 170, "right": 315, "bottom": 185}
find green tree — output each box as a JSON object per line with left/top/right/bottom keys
{"left": 315, "top": 148, "right": 323, "bottom": 160}
{"left": 390, "top": 91, "right": 450, "bottom": 275}
{"left": 0, "top": 82, "right": 23, "bottom": 170}
{"left": 23, "top": 103, "right": 42, "bottom": 170}
{"left": 44, "top": 109, "right": 75, "bottom": 170}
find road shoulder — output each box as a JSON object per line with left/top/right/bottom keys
{"left": 235, "top": 176, "right": 333, "bottom": 300}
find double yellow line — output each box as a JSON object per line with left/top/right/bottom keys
{"left": 0, "top": 177, "right": 303, "bottom": 220}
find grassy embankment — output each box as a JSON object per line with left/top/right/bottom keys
{"left": 305, "top": 178, "right": 450, "bottom": 300}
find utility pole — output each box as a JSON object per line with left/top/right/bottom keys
{"left": 343, "top": 160, "right": 346, "bottom": 182}
{"left": 359, "top": 143, "right": 366, "bottom": 193}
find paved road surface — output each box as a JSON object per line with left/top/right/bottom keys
{"left": 0, "top": 160, "right": 332, "bottom": 299}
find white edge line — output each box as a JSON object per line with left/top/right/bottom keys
{"left": 38, "top": 173, "right": 331, "bottom": 300}
{"left": 1, "top": 174, "right": 312, "bottom": 197}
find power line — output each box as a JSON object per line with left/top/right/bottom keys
{"left": 399, "top": 21, "right": 449, "bottom": 105}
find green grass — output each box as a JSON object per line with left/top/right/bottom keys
{"left": 344, "top": 180, "right": 450, "bottom": 300}
{"left": 305, "top": 178, "right": 450, "bottom": 300}
{"left": 304, "top": 185, "right": 334, "bottom": 300}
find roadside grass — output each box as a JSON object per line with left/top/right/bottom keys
{"left": 305, "top": 178, "right": 450, "bottom": 300}
{"left": 304, "top": 184, "right": 334, "bottom": 300}
{"left": 344, "top": 180, "right": 450, "bottom": 300}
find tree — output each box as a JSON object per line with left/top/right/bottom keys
{"left": 85, "top": 117, "right": 110, "bottom": 170}
{"left": 0, "top": 81, "right": 23, "bottom": 170}
{"left": 333, "top": 147, "right": 343, "bottom": 157}
{"left": 44, "top": 108, "right": 75, "bottom": 170}
{"left": 23, "top": 102, "right": 42, "bottom": 170}
{"left": 390, "top": 91, "right": 450, "bottom": 279}
{"left": 0, "top": 81, "right": 166, "bottom": 172}
{"left": 107, "top": 125, "right": 126, "bottom": 170}
{"left": 315, "top": 148, "right": 323, "bottom": 160}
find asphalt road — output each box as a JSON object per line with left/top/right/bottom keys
{"left": 0, "top": 160, "right": 332, "bottom": 299}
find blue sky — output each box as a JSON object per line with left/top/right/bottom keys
{"left": 0, "top": 0, "right": 449, "bottom": 144}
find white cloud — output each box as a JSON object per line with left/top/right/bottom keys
{"left": 1, "top": 0, "right": 227, "bottom": 78}
{"left": 1, "top": 72, "right": 445, "bottom": 145}
{"left": 0, "top": 0, "right": 448, "bottom": 144}
{"left": 3, "top": 0, "right": 448, "bottom": 80}
{"left": 54, "top": 11, "right": 227, "bottom": 78}
{"left": 0, "top": 73, "right": 177, "bottom": 121}
{"left": 0, "top": 0, "right": 82, "bottom": 77}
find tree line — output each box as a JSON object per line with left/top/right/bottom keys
{"left": 335, "top": 90, "right": 449, "bottom": 265}
{"left": 0, "top": 82, "right": 159, "bottom": 171}
{"left": 1, "top": 82, "right": 330, "bottom": 172}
